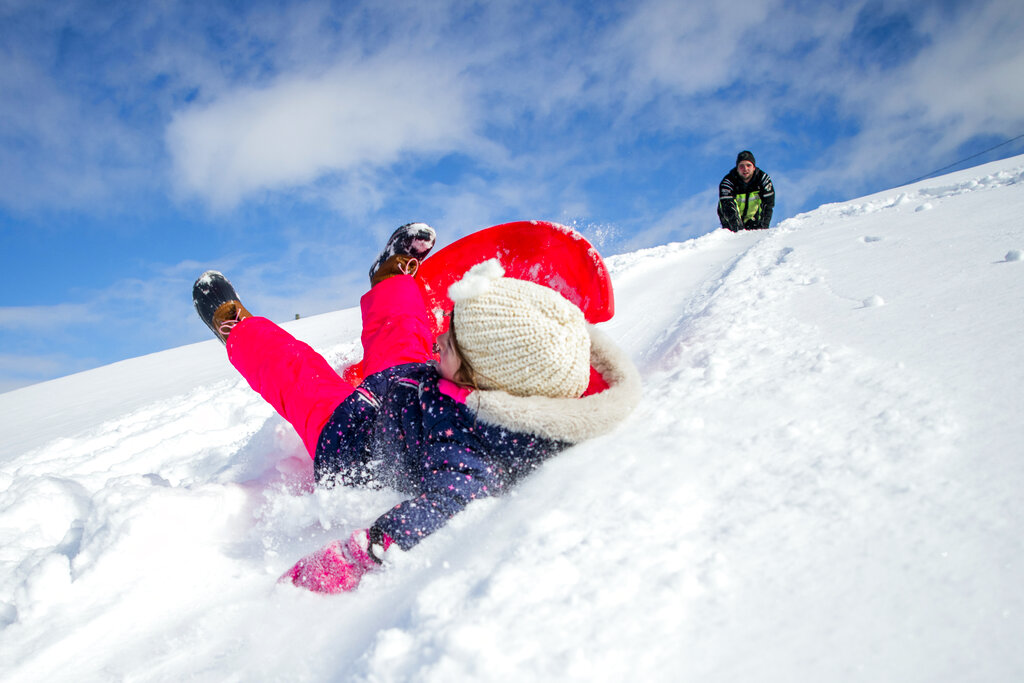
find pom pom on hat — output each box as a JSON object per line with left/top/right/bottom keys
{"left": 448, "top": 259, "right": 590, "bottom": 399}
{"left": 448, "top": 258, "right": 506, "bottom": 301}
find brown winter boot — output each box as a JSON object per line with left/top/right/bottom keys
{"left": 210, "top": 300, "right": 253, "bottom": 343}
{"left": 368, "top": 223, "right": 436, "bottom": 286}
{"left": 370, "top": 254, "right": 421, "bottom": 287}
{"left": 194, "top": 270, "right": 255, "bottom": 345}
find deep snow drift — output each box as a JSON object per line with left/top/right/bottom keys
{"left": 2, "top": 156, "right": 1023, "bottom": 682}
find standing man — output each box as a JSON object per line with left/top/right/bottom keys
{"left": 718, "top": 150, "right": 775, "bottom": 231}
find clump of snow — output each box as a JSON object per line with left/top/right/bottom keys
{"left": 2, "top": 154, "right": 1024, "bottom": 681}
{"left": 1005, "top": 249, "right": 1022, "bottom": 262}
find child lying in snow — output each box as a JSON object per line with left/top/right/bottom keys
{"left": 192, "top": 223, "right": 640, "bottom": 593}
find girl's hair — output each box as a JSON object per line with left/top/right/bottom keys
{"left": 446, "top": 312, "right": 479, "bottom": 389}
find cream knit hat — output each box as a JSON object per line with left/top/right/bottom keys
{"left": 448, "top": 259, "right": 591, "bottom": 399}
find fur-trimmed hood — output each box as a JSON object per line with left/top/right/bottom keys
{"left": 467, "top": 325, "right": 641, "bottom": 444}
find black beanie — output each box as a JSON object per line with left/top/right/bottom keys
{"left": 736, "top": 150, "right": 755, "bottom": 165}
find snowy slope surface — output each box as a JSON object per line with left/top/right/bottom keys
{"left": 2, "top": 156, "right": 1023, "bottom": 682}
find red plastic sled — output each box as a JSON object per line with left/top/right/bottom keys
{"left": 417, "top": 220, "right": 614, "bottom": 335}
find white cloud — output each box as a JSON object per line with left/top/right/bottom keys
{"left": 625, "top": 187, "right": 720, "bottom": 250}
{"left": 607, "top": 0, "right": 773, "bottom": 99}
{"left": 166, "top": 53, "right": 480, "bottom": 209}
{"left": 0, "top": 303, "right": 100, "bottom": 331}
{"left": 875, "top": 2, "right": 1024, "bottom": 137}
{"left": 779, "top": 0, "right": 1024, "bottom": 199}
{"left": 0, "top": 349, "right": 89, "bottom": 393}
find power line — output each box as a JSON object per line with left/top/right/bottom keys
{"left": 908, "top": 133, "right": 1024, "bottom": 184}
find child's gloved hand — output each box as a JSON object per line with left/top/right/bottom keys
{"left": 279, "top": 528, "right": 393, "bottom": 594}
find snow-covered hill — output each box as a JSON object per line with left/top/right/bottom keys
{"left": 2, "top": 156, "right": 1023, "bottom": 682}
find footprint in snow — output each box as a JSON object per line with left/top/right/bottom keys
{"left": 862, "top": 295, "right": 886, "bottom": 308}
{"left": 859, "top": 235, "right": 883, "bottom": 244}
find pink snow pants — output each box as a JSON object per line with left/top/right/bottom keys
{"left": 226, "top": 275, "right": 436, "bottom": 458}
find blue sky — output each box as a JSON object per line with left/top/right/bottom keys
{"left": 2, "top": 0, "right": 1024, "bottom": 393}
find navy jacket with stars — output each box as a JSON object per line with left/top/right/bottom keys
{"left": 313, "top": 325, "right": 641, "bottom": 551}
